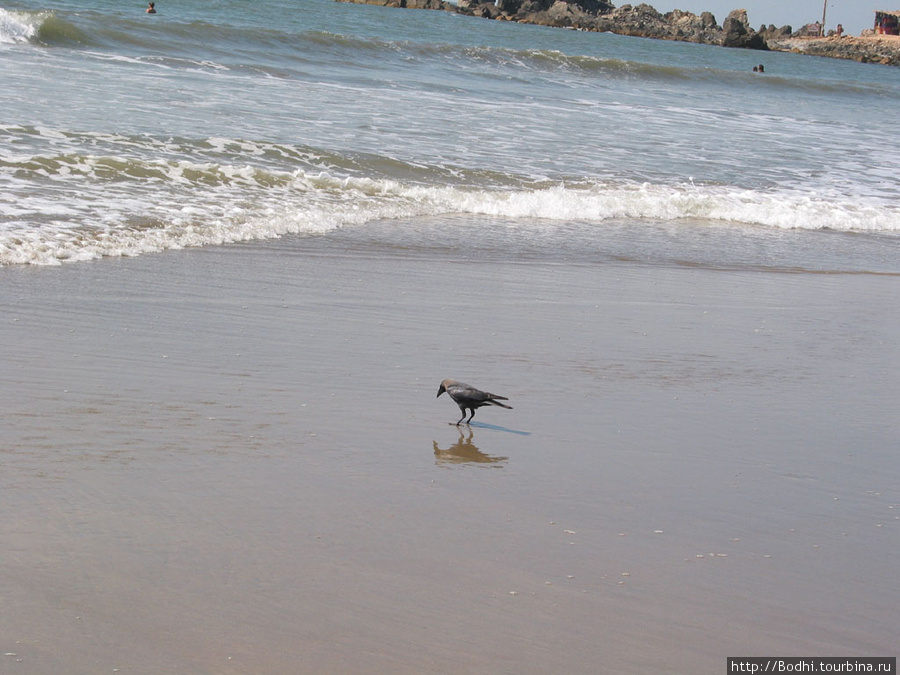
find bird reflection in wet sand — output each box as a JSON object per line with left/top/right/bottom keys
{"left": 433, "top": 428, "right": 508, "bottom": 467}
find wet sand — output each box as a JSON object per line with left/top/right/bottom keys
{"left": 1, "top": 234, "right": 898, "bottom": 673}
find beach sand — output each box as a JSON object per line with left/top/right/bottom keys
{"left": 1, "top": 230, "right": 898, "bottom": 673}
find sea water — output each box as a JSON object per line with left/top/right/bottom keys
{"left": 1, "top": 0, "right": 899, "bottom": 268}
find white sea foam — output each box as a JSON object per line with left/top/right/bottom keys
{"left": 2, "top": 171, "right": 897, "bottom": 266}
{"left": 355, "top": 180, "right": 900, "bottom": 233}
{"left": 0, "top": 8, "right": 40, "bottom": 44}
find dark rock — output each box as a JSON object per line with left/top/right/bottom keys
{"left": 758, "top": 24, "right": 792, "bottom": 42}
{"left": 700, "top": 12, "right": 718, "bottom": 29}
{"left": 722, "top": 9, "right": 768, "bottom": 49}
{"left": 496, "top": 0, "right": 522, "bottom": 13}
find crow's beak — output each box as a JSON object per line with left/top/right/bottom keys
{"left": 437, "top": 384, "right": 446, "bottom": 398}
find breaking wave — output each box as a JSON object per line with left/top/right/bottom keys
{"left": 2, "top": 156, "right": 898, "bottom": 265}
{"left": 0, "top": 8, "right": 96, "bottom": 46}
{"left": 0, "top": 7, "right": 42, "bottom": 44}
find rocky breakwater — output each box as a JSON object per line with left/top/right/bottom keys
{"left": 335, "top": 0, "right": 769, "bottom": 50}
{"left": 469, "top": 2, "right": 768, "bottom": 50}
{"left": 766, "top": 35, "right": 900, "bottom": 66}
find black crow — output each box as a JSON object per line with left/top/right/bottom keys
{"left": 437, "top": 379, "right": 512, "bottom": 425}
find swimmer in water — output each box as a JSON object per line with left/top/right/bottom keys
{"left": 146, "top": 2, "right": 156, "bottom": 13}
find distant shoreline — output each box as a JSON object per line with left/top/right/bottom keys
{"left": 335, "top": 0, "right": 900, "bottom": 67}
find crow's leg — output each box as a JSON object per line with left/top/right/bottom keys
{"left": 466, "top": 408, "right": 476, "bottom": 424}
{"left": 456, "top": 407, "right": 467, "bottom": 426}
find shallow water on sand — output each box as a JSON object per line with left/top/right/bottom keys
{"left": 2, "top": 238, "right": 897, "bottom": 672}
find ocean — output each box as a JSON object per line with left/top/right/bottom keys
{"left": 2, "top": 0, "right": 899, "bottom": 269}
